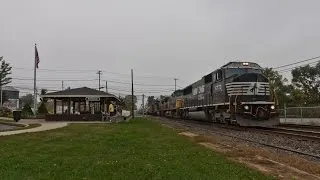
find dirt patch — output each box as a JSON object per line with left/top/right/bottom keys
{"left": 177, "top": 129, "right": 320, "bottom": 180}
{"left": 161, "top": 124, "right": 175, "bottom": 129}
{"left": 178, "top": 131, "right": 198, "bottom": 138}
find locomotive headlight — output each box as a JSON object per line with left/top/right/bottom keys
{"left": 270, "top": 105, "right": 275, "bottom": 110}
{"left": 244, "top": 105, "right": 249, "bottom": 110}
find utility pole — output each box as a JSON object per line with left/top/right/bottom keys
{"left": 142, "top": 94, "right": 145, "bottom": 117}
{"left": 174, "top": 78, "right": 178, "bottom": 91}
{"left": 131, "top": 69, "right": 134, "bottom": 118}
{"left": 105, "top": 81, "right": 108, "bottom": 93}
{"left": 97, "top": 70, "right": 102, "bottom": 91}
{"left": 62, "top": 81, "right": 64, "bottom": 90}
{"left": 34, "top": 43, "right": 38, "bottom": 116}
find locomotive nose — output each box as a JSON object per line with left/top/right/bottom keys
{"left": 233, "top": 73, "right": 268, "bottom": 83}
{"left": 257, "top": 108, "right": 269, "bottom": 120}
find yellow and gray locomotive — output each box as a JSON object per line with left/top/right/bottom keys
{"left": 150, "top": 62, "right": 279, "bottom": 127}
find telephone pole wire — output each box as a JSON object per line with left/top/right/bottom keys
{"left": 97, "top": 70, "right": 102, "bottom": 91}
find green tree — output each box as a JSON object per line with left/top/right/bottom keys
{"left": 263, "top": 68, "right": 291, "bottom": 106}
{"left": 124, "top": 95, "right": 137, "bottom": 110}
{"left": 21, "top": 103, "right": 34, "bottom": 118}
{"left": 1, "top": 91, "right": 9, "bottom": 105}
{"left": 38, "top": 89, "right": 48, "bottom": 114}
{"left": 147, "top": 96, "right": 155, "bottom": 106}
{"left": 37, "top": 102, "right": 48, "bottom": 114}
{"left": 290, "top": 88, "right": 307, "bottom": 106}
{"left": 291, "top": 63, "right": 320, "bottom": 105}
{"left": 0, "top": 57, "right": 12, "bottom": 105}
{"left": 20, "top": 94, "right": 34, "bottom": 107}
{"left": 117, "top": 96, "right": 126, "bottom": 108}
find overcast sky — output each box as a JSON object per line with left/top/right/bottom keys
{"left": 1, "top": 0, "right": 320, "bottom": 102}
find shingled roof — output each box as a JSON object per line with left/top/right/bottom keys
{"left": 41, "top": 87, "right": 119, "bottom": 100}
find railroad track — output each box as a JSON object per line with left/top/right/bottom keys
{"left": 153, "top": 115, "right": 320, "bottom": 141}
{"left": 261, "top": 127, "right": 320, "bottom": 141}
{"left": 153, "top": 116, "right": 320, "bottom": 160}
{"left": 279, "top": 124, "right": 320, "bottom": 131}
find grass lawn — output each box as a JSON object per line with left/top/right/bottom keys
{"left": 0, "top": 118, "right": 273, "bottom": 180}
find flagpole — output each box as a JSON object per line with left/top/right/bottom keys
{"left": 34, "top": 43, "right": 37, "bottom": 116}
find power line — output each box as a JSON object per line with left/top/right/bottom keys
{"left": 12, "top": 81, "right": 175, "bottom": 92}
{"left": 11, "top": 77, "right": 176, "bottom": 87}
{"left": 107, "top": 85, "right": 174, "bottom": 91}
{"left": 12, "top": 77, "right": 98, "bottom": 82}
{"left": 274, "top": 56, "right": 320, "bottom": 70}
{"left": 278, "top": 60, "right": 320, "bottom": 73}
{"left": 14, "top": 84, "right": 173, "bottom": 94}
{"left": 107, "top": 87, "right": 173, "bottom": 94}
{"left": 105, "top": 80, "right": 175, "bottom": 87}
{"left": 12, "top": 66, "right": 176, "bottom": 79}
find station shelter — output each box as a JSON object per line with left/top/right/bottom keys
{"left": 41, "top": 87, "right": 120, "bottom": 121}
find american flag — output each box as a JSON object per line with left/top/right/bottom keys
{"left": 35, "top": 44, "right": 40, "bottom": 68}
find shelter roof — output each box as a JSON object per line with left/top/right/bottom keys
{"left": 41, "top": 87, "right": 119, "bottom": 101}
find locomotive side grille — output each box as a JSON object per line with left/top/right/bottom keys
{"left": 226, "top": 82, "right": 270, "bottom": 96}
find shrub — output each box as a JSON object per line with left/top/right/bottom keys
{"left": 21, "top": 103, "right": 34, "bottom": 118}
{"left": 37, "top": 102, "right": 48, "bottom": 115}
{"left": 0, "top": 106, "right": 12, "bottom": 117}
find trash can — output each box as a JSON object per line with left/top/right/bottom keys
{"left": 13, "top": 110, "right": 22, "bottom": 122}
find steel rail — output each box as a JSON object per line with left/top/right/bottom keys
{"left": 154, "top": 116, "right": 320, "bottom": 159}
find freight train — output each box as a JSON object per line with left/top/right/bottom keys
{"left": 148, "top": 61, "right": 279, "bottom": 127}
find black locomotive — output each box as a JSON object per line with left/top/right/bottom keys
{"left": 149, "top": 62, "right": 279, "bottom": 127}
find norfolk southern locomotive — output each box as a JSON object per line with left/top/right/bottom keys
{"left": 148, "top": 62, "right": 279, "bottom": 127}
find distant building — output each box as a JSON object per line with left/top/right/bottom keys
{"left": 2, "top": 86, "right": 20, "bottom": 110}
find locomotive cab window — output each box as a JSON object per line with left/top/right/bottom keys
{"left": 204, "top": 73, "right": 212, "bottom": 83}
{"left": 216, "top": 69, "right": 223, "bottom": 81}
{"left": 225, "top": 68, "right": 262, "bottom": 79}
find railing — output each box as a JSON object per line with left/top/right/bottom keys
{"left": 278, "top": 106, "right": 320, "bottom": 126}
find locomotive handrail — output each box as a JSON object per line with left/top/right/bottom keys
{"left": 235, "top": 95, "right": 239, "bottom": 113}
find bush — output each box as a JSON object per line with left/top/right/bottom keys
{"left": 0, "top": 106, "right": 12, "bottom": 117}
{"left": 37, "top": 102, "right": 48, "bottom": 115}
{"left": 21, "top": 103, "right": 34, "bottom": 118}
{"left": 7, "top": 111, "right": 13, "bottom": 118}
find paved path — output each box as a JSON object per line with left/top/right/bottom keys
{"left": 0, "top": 121, "right": 68, "bottom": 136}
{"left": 0, "top": 116, "right": 131, "bottom": 136}
{"left": 0, "top": 124, "right": 18, "bottom": 131}
{"left": 0, "top": 119, "right": 118, "bottom": 136}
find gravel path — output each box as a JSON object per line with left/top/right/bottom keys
{"left": 155, "top": 117, "right": 320, "bottom": 162}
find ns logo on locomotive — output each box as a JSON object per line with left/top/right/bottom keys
{"left": 148, "top": 62, "right": 279, "bottom": 127}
